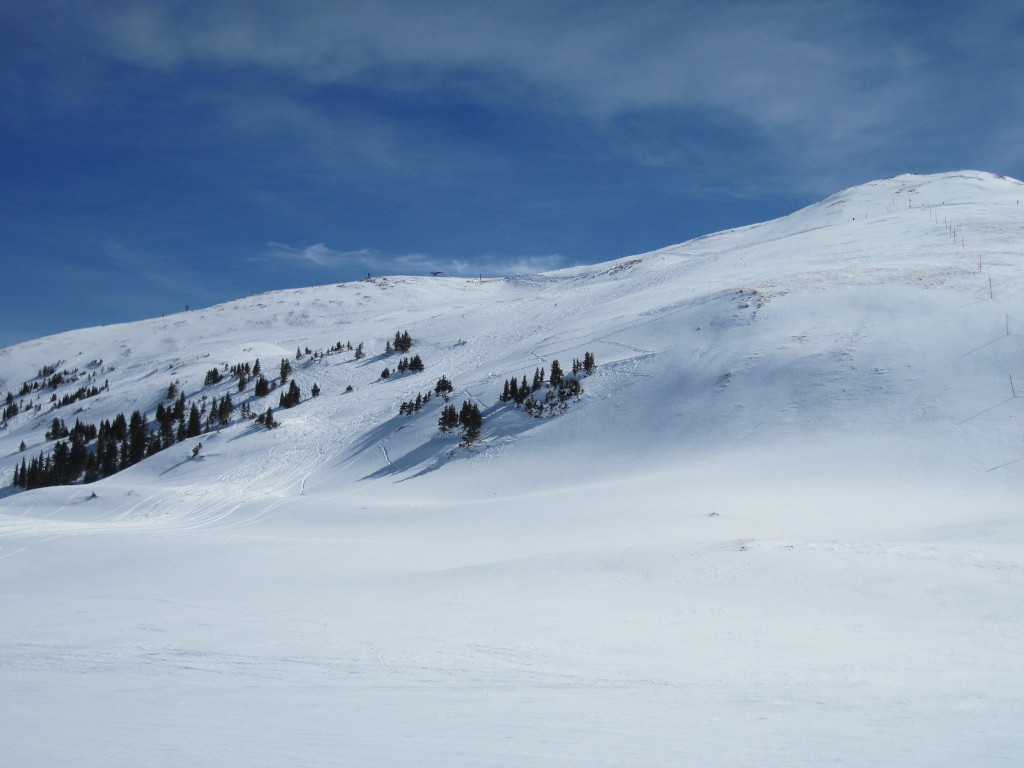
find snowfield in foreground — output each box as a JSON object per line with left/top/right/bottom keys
{"left": 2, "top": 171, "right": 1023, "bottom": 766}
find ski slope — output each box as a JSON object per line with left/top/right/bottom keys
{"left": 1, "top": 171, "right": 1023, "bottom": 766}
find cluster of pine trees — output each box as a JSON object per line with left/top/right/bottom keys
{"left": 382, "top": 354, "right": 424, "bottom": 378}
{"left": 385, "top": 330, "right": 414, "bottom": 354}
{"left": 10, "top": 354, "right": 300, "bottom": 491}
{"left": 395, "top": 375, "right": 454, "bottom": 416}
{"left": 3, "top": 392, "right": 24, "bottom": 422}
{"left": 54, "top": 383, "right": 107, "bottom": 408}
{"left": 4, "top": 360, "right": 111, "bottom": 427}
{"left": 498, "top": 353, "right": 595, "bottom": 418}
{"left": 11, "top": 402, "right": 198, "bottom": 491}
{"left": 17, "top": 360, "right": 102, "bottom": 395}
{"left": 9, "top": 336, "right": 350, "bottom": 492}
{"left": 278, "top": 380, "right": 302, "bottom": 409}
{"left": 438, "top": 401, "right": 483, "bottom": 444}
{"left": 398, "top": 390, "right": 434, "bottom": 415}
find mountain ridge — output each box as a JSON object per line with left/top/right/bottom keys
{"left": 3, "top": 171, "right": 1024, "bottom": 766}
{"left": 3, "top": 169, "right": 1024, "bottom": 522}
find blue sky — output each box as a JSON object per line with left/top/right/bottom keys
{"left": 3, "top": 1, "right": 1023, "bottom": 348}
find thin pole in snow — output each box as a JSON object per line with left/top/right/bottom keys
{"left": 1010, "top": 374, "right": 1016, "bottom": 397}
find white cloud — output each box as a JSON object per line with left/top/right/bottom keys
{"left": 88, "top": 1, "right": 1024, "bottom": 195}
{"left": 264, "top": 242, "right": 569, "bottom": 277}
{"left": 97, "top": 2, "right": 934, "bottom": 133}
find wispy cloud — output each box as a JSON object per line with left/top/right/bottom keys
{"left": 84, "top": 1, "right": 1024, "bottom": 194}
{"left": 264, "top": 242, "right": 568, "bottom": 277}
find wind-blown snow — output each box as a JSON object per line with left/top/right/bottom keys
{"left": 2, "top": 171, "right": 1023, "bottom": 766}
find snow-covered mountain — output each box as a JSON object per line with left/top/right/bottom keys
{"left": 2, "top": 171, "right": 1023, "bottom": 767}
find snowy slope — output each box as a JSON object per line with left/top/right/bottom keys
{"left": 2, "top": 171, "right": 1024, "bottom": 767}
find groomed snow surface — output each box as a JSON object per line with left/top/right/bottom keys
{"left": 2, "top": 171, "right": 1023, "bottom": 766}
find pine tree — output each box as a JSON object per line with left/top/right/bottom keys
{"left": 354, "top": 343, "right": 365, "bottom": 360}
{"left": 458, "top": 401, "right": 483, "bottom": 444}
{"left": 549, "top": 360, "right": 563, "bottom": 388}
{"left": 311, "top": 383, "right": 320, "bottom": 397}
{"left": 583, "top": 351, "right": 596, "bottom": 374}
{"left": 394, "top": 330, "right": 413, "bottom": 353}
{"left": 438, "top": 404, "right": 459, "bottom": 433}
{"left": 218, "top": 393, "right": 234, "bottom": 425}
{"left": 434, "top": 376, "right": 453, "bottom": 400}
{"left": 186, "top": 404, "right": 202, "bottom": 438}
{"left": 279, "top": 380, "right": 300, "bottom": 408}
{"left": 173, "top": 393, "right": 186, "bottom": 424}
{"left": 280, "top": 358, "right": 292, "bottom": 384}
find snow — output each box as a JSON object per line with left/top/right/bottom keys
{"left": 2, "top": 171, "right": 1024, "bottom": 765}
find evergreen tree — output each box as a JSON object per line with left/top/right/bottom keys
{"left": 254, "top": 376, "right": 270, "bottom": 397}
{"left": 381, "top": 368, "right": 391, "bottom": 379}
{"left": 280, "top": 358, "right": 292, "bottom": 384}
{"left": 311, "top": 383, "right": 321, "bottom": 397}
{"left": 434, "top": 376, "right": 453, "bottom": 400}
{"left": 218, "top": 393, "right": 234, "bottom": 425}
{"left": 279, "top": 381, "right": 301, "bottom": 408}
{"left": 393, "top": 330, "right": 413, "bottom": 353}
{"left": 458, "top": 401, "right": 483, "bottom": 444}
{"left": 159, "top": 411, "right": 176, "bottom": 448}
{"left": 127, "top": 410, "right": 150, "bottom": 466}
{"left": 583, "top": 351, "right": 596, "bottom": 374}
{"left": 99, "top": 433, "right": 119, "bottom": 477}
{"left": 186, "top": 404, "right": 202, "bottom": 438}
{"left": 354, "top": 343, "right": 365, "bottom": 360}
{"left": 438, "top": 404, "right": 459, "bottom": 433}
{"left": 549, "top": 360, "right": 563, "bottom": 388}
{"left": 257, "top": 407, "right": 278, "bottom": 428}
